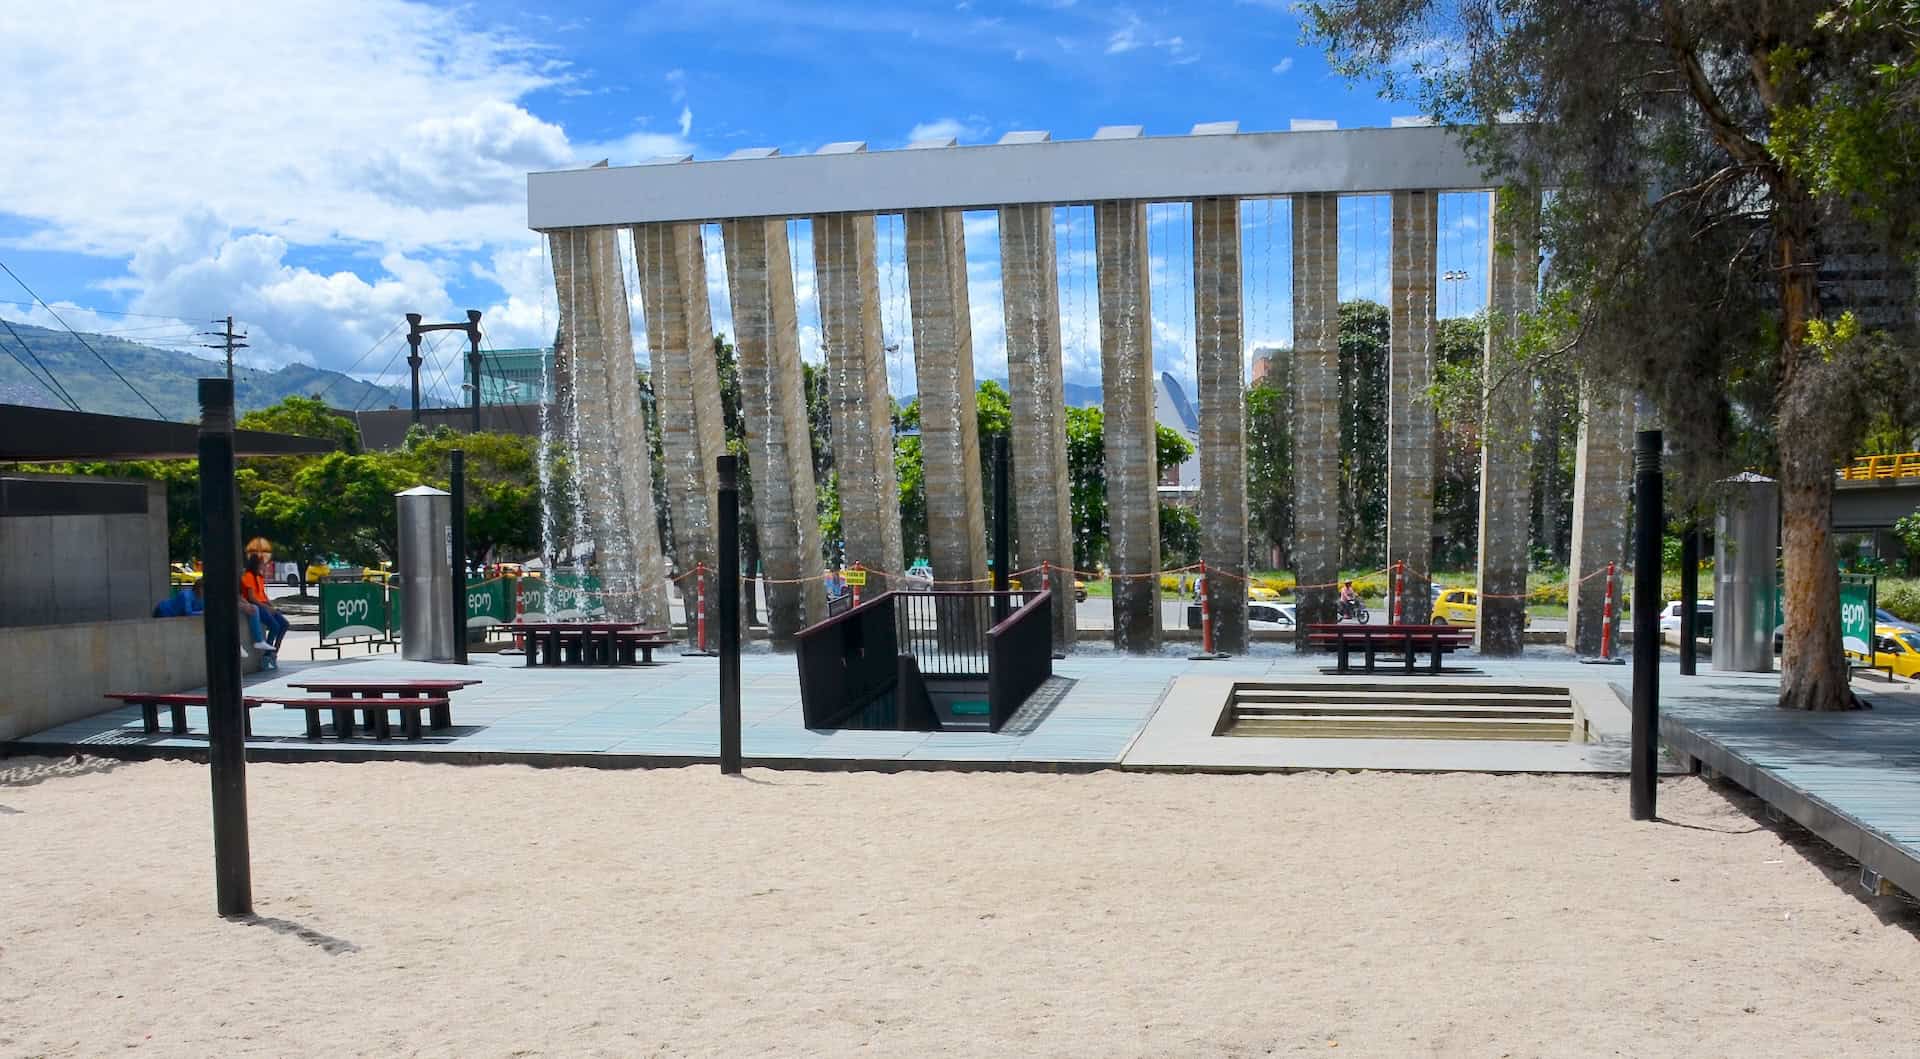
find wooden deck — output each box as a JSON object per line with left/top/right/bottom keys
{"left": 1660, "top": 676, "right": 1920, "bottom": 900}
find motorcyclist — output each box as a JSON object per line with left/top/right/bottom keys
{"left": 1338, "top": 580, "right": 1359, "bottom": 618}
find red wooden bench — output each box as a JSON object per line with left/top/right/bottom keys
{"left": 1306, "top": 623, "right": 1475, "bottom": 674}
{"left": 105, "top": 692, "right": 269, "bottom": 736}
{"left": 276, "top": 696, "right": 450, "bottom": 741}
{"left": 510, "top": 622, "right": 671, "bottom": 666}
{"left": 284, "top": 678, "right": 479, "bottom": 732}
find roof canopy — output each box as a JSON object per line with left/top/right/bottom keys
{"left": 0, "top": 404, "right": 339, "bottom": 462}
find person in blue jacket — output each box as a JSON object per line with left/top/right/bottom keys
{"left": 152, "top": 581, "right": 205, "bottom": 618}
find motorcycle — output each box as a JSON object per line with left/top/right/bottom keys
{"left": 1337, "top": 597, "right": 1371, "bottom": 624}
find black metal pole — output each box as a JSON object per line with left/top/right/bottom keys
{"left": 466, "top": 309, "right": 484, "bottom": 433}
{"left": 1679, "top": 523, "right": 1699, "bottom": 676}
{"left": 197, "top": 378, "right": 252, "bottom": 917}
{"left": 406, "top": 312, "right": 424, "bottom": 426}
{"left": 1631, "top": 429, "right": 1663, "bottom": 821}
{"left": 449, "top": 449, "right": 469, "bottom": 665}
{"left": 992, "top": 433, "right": 1010, "bottom": 624}
{"left": 717, "top": 455, "right": 742, "bottom": 775}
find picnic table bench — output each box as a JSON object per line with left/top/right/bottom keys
{"left": 1306, "top": 623, "right": 1475, "bottom": 674}
{"left": 278, "top": 695, "right": 450, "bottom": 740}
{"left": 285, "top": 678, "right": 480, "bottom": 732}
{"left": 106, "top": 692, "right": 268, "bottom": 735}
{"left": 510, "top": 622, "right": 674, "bottom": 667}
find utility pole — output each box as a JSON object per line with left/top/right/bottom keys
{"left": 201, "top": 316, "right": 248, "bottom": 384}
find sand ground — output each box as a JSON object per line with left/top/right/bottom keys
{"left": 2, "top": 758, "right": 1915, "bottom": 1057}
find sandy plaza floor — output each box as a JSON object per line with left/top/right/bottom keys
{"left": 3, "top": 757, "right": 1916, "bottom": 1056}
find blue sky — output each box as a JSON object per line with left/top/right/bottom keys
{"left": 0, "top": 0, "right": 1490, "bottom": 401}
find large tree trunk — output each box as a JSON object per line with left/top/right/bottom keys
{"left": 1774, "top": 211, "right": 1863, "bottom": 713}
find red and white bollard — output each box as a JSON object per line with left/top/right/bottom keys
{"left": 1392, "top": 560, "right": 1405, "bottom": 625}
{"left": 1600, "top": 560, "right": 1617, "bottom": 660}
{"left": 1199, "top": 560, "right": 1214, "bottom": 654}
{"left": 695, "top": 561, "right": 709, "bottom": 653}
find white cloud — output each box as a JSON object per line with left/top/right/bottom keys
{"left": 1105, "top": 24, "right": 1141, "bottom": 54}
{"left": 0, "top": 0, "right": 694, "bottom": 374}
{"left": 906, "top": 117, "right": 982, "bottom": 144}
{"left": 1272, "top": 57, "right": 1294, "bottom": 74}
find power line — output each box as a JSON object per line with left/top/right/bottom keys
{"left": 0, "top": 298, "right": 200, "bottom": 322}
{"left": 200, "top": 315, "right": 248, "bottom": 384}
{"left": 0, "top": 258, "right": 168, "bottom": 419}
{"left": 0, "top": 316, "right": 82, "bottom": 411}
{"left": 0, "top": 312, "right": 82, "bottom": 411}
{"left": 353, "top": 338, "right": 409, "bottom": 413}
{"left": 313, "top": 319, "right": 405, "bottom": 405}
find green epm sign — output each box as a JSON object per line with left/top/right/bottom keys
{"left": 517, "top": 574, "right": 605, "bottom": 620}
{"left": 1772, "top": 574, "right": 1876, "bottom": 656}
{"left": 320, "top": 580, "right": 388, "bottom": 641}
{"left": 465, "top": 578, "right": 511, "bottom": 628}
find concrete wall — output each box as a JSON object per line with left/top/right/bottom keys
{"left": 0, "top": 616, "right": 209, "bottom": 742}
{"left": 0, "top": 476, "right": 168, "bottom": 628}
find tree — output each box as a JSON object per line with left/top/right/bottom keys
{"left": 1432, "top": 317, "right": 1486, "bottom": 570}
{"left": 404, "top": 428, "right": 541, "bottom": 565}
{"left": 238, "top": 395, "right": 360, "bottom": 454}
{"left": 1245, "top": 380, "right": 1295, "bottom": 569}
{"left": 1307, "top": 0, "right": 1920, "bottom": 710}
{"left": 1062, "top": 404, "right": 1194, "bottom": 571}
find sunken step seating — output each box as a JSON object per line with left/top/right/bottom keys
{"left": 1221, "top": 682, "right": 1579, "bottom": 742}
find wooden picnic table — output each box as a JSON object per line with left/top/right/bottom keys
{"left": 105, "top": 692, "right": 268, "bottom": 736}
{"left": 508, "top": 621, "right": 673, "bottom": 667}
{"left": 1306, "top": 623, "right": 1474, "bottom": 674}
{"left": 285, "top": 678, "right": 481, "bottom": 733}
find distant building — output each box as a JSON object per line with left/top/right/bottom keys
{"left": 1249, "top": 346, "right": 1286, "bottom": 386}
{"left": 1154, "top": 371, "right": 1201, "bottom": 502}
{"left": 463, "top": 347, "right": 553, "bottom": 405}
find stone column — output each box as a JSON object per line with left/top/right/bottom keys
{"left": 1191, "top": 196, "right": 1248, "bottom": 654}
{"left": 1476, "top": 187, "right": 1540, "bottom": 655}
{"left": 904, "top": 208, "right": 988, "bottom": 588}
{"left": 1291, "top": 192, "right": 1340, "bottom": 643}
{"left": 720, "top": 217, "right": 827, "bottom": 646}
{"left": 1387, "top": 189, "right": 1440, "bottom": 619}
{"left": 998, "top": 204, "right": 1077, "bottom": 648}
{"left": 812, "top": 212, "right": 904, "bottom": 590}
{"left": 634, "top": 220, "right": 732, "bottom": 639}
{"left": 546, "top": 226, "right": 671, "bottom": 628}
{"left": 1096, "top": 199, "right": 1161, "bottom": 653}
{"left": 1566, "top": 381, "right": 1635, "bottom": 654}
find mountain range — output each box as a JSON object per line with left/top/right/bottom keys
{"left": 0, "top": 319, "right": 409, "bottom": 421}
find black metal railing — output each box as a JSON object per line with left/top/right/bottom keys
{"left": 987, "top": 589, "right": 1053, "bottom": 731}
{"left": 795, "top": 592, "right": 900, "bottom": 729}
{"left": 894, "top": 589, "right": 1034, "bottom": 678}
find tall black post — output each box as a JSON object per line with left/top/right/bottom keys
{"left": 405, "top": 312, "right": 424, "bottom": 425}
{"left": 1679, "top": 524, "right": 1699, "bottom": 677}
{"left": 717, "top": 455, "right": 743, "bottom": 775}
{"left": 1631, "top": 429, "right": 1663, "bottom": 821}
{"left": 197, "top": 378, "right": 252, "bottom": 917}
{"left": 992, "top": 433, "right": 1010, "bottom": 624}
{"left": 466, "top": 309, "right": 484, "bottom": 433}
{"left": 449, "top": 449, "right": 469, "bottom": 665}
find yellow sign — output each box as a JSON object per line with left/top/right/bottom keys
{"left": 841, "top": 569, "right": 867, "bottom": 587}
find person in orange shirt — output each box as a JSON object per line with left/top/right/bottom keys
{"left": 242, "top": 551, "right": 289, "bottom": 656}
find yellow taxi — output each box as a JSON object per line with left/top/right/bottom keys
{"left": 1430, "top": 587, "right": 1531, "bottom": 627}
{"left": 169, "top": 562, "right": 202, "bottom": 587}
{"left": 304, "top": 561, "right": 335, "bottom": 586}
{"left": 1848, "top": 624, "right": 1920, "bottom": 679}
{"left": 362, "top": 562, "right": 396, "bottom": 585}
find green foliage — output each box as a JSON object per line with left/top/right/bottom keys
{"left": 1158, "top": 503, "right": 1201, "bottom": 567}
{"left": 1244, "top": 381, "right": 1294, "bottom": 568}
{"left": 1064, "top": 405, "right": 1107, "bottom": 570}
{"left": 1882, "top": 579, "right": 1920, "bottom": 622}
{"left": 238, "top": 395, "right": 361, "bottom": 454}
{"left": 1337, "top": 300, "right": 1390, "bottom": 566}
{"left": 1894, "top": 510, "right": 1920, "bottom": 575}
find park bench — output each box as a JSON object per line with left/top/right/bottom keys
{"left": 105, "top": 692, "right": 268, "bottom": 736}
{"left": 1306, "top": 623, "right": 1475, "bottom": 675}
{"left": 284, "top": 678, "right": 479, "bottom": 732}
{"left": 612, "top": 630, "right": 675, "bottom": 666}
{"left": 511, "top": 622, "right": 671, "bottom": 667}
{"left": 279, "top": 695, "right": 449, "bottom": 741}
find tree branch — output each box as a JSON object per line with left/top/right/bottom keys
{"left": 1657, "top": 0, "right": 1773, "bottom": 168}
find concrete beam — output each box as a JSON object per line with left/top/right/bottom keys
{"left": 546, "top": 226, "right": 672, "bottom": 628}
{"left": 1191, "top": 196, "right": 1248, "bottom": 654}
{"left": 1387, "top": 189, "right": 1439, "bottom": 618}
{"left": 720, "top": 218, "right": 828, "bottom": 644}
{"left": 904, "top": 208, "right": 988, "bottom": 589}
{"left": 529, "top": 126, "right": 1499, "bottom": 229}
{"left": 1566, "top": 381, "right": 1634, "bottom": 654}
{"left": 1291, "top": 192, "right": 1340, "bottom": 643}
{"left": 1097, "top": 200, "right": 1161, "bottom": 653}
{"left": 998, "top": 204, "right": 1077, "bottom": 648}
{"left": 634, "top": 221, "right": 732, "bottom": 640}
{"left": 1476, "top": 187, "right": 1541, "bottom": 656}
{"left": 813, "top": 212, "right": 904, "bottom": 588}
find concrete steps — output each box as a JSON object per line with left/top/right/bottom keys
{"left": 1222, "top": 682, "right": 1578, "bottom": 742}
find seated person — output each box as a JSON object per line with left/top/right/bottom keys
{"left": 152, "top": 581, "right": 205, "bottom": 618}
{"left": 242, "top": 553, "right": 289, "bottom": 650}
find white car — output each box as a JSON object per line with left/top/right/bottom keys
{"left": 1248, "top": 602, "right": 1296, "bottom": 628}
{"left": 1658, "top": 600, "right": 1713, "bottom": 632}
